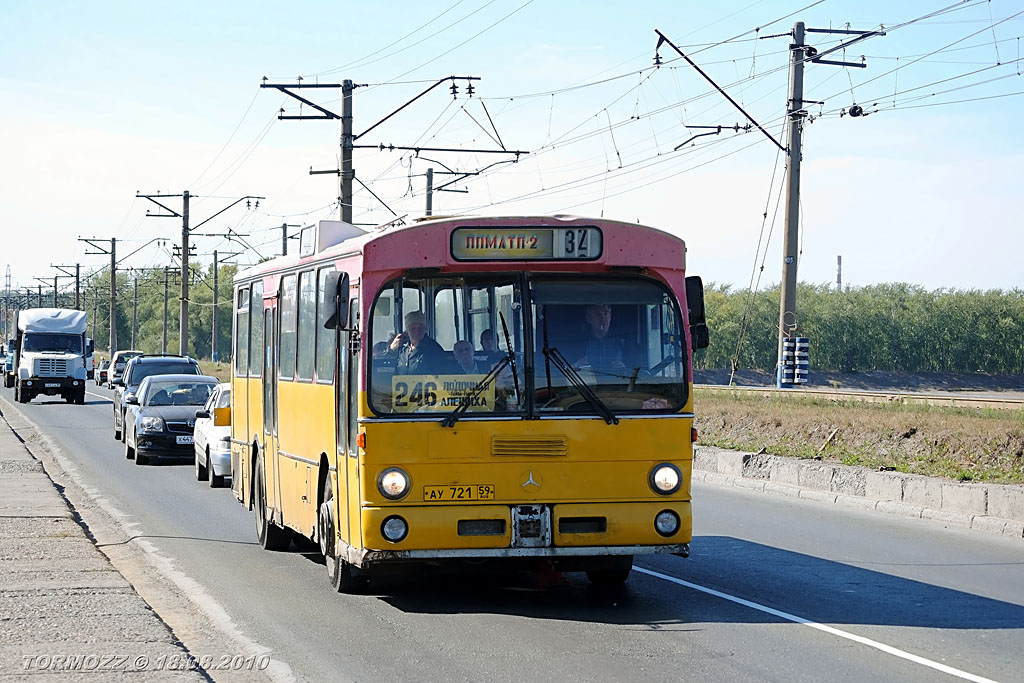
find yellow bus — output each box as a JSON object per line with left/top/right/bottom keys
{"left": 231, "top": 215, "right": 709, "bottom": 591}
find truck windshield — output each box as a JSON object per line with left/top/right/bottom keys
{"left": 23, "top": 333, "right": 83, "bottom": 354}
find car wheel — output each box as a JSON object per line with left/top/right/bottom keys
{"left": 134, "top": 435, "right": 148, "bottom": 466}
{"left": 113, "top": 414, "right": 122, "bottom": 441}
{"left": 196, "top": 447, "right": 209, "bottom": 481}
{"left": 254, "top": 456, "right": 291, "bottom": 551}
{"left": 124, "top": 429, "right": 135, "bottom": 460}
{"left": 320, "top": 475, "right": 364, "bottom": 593}
{"left": 208, "top": 451, "right": 225, "bottom": 488}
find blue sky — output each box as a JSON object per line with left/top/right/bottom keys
{"left": 1, "top": 0, "right": 1021, "bottom": 295}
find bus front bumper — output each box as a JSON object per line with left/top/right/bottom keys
{"left": 348, "top": 500, "right": 692, "bottom": 568}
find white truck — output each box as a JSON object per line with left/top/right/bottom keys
{"left": 13, "top": 308, "right": 89, "bottom": 404}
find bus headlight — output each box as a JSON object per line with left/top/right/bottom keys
{"left": 655, "top": 510, "right": 680, "bottom": 537}
{"left": 649, "top": 463, "right": 681, "bottom": 495}
{"left": 381, "top": 515, "right": 408, "bottom": 543}
{"left": 377, "top": 467, "right": 410, "bottom": 500}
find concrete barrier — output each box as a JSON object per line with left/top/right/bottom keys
{"left": 693, "top": 445, "right": 1024, "bottom": 539}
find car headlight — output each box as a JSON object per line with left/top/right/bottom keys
{"left": 123, "top": 392, "right": 136, "bottom": 403}
{"left": 140, "top": 416, "right": 165, "bottom": 432}
{"left": 377, "top": 467, "right": 410, "bottom": 500}
{"left": 649, "top": 463, "right": 682, "bottom": 495}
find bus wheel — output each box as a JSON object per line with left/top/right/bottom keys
{"left": 320, "top": 476, "right": 362, "bottom": 593}
{"left": 254, "top": 457, "right": 291, "bottom": 551}
{"left": 586, "top": 556, "right": 633, "bottom": 588}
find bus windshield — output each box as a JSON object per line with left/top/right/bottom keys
{"left": 369, "top": 275, "right": 524, "bottom": 416}
{"left": 23, "top": 333, "right": 83, "bottom": 354}
{"left": 368, "top": 274, "right": 686, "bottom": 417}
{"left": 531, "top": 277, "right": 686, "bottom": 414}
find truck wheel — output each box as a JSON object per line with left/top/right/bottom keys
{"left": 75, "top": 386, "right": 86, "bottom": 405}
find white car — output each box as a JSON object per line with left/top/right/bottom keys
{"left": 193, "top": 382, "right": 231, "bottom": 487}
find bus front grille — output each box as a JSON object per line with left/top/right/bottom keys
{"left": 491, "top": 436, "right": 567, "bottom": 457}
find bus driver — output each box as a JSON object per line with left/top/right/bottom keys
{"left": 388, "top": 310, "right": 445, "bottom": 374}
{"left": 575, "top": 303, "right": 626, "bottom": 373}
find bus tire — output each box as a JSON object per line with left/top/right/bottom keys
{"left": 254, "top": 457, "right": 291, "bottom": 551}
{"left": 585, "top": 556, "right": 633, "bottom": 588}
{"left": 320, "top": 475, "right": 363, "bottom": 593}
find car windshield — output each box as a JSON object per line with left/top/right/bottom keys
{"left": 23, "top": 333, "right": 82, "bottom": 354}
{"left": 129, "top": 362, "right": 199, "bottom": 386}
{"left": 147, "top": 381, "right": 214, "bottom": 406}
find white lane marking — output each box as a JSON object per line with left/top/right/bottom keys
{"left": 634, "top": 567, "right": 998, "bottom": 683}
{"left": 86, "top": 391, "right": 112, "bottom": 402}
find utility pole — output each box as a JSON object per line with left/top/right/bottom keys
{"left": 163, "top": 266, "right": 169, "bottom": 353}
{"left": 341, "top": 79, "right": 354, "bottom": 223}
{"left": 836, "top": 255, "right": 842, "bottom": 291}
{"left": 425, "top": 168, "right": 433, "bottom": 216}
{"left": 279, "top": 223, "right": 300, "bottom": 256}
{"left": 654, "top": 25, "right": 881, "bottom": 387}
{"left": 263, "top": 76, "right": 523, "bottom": 223}
{"left": 138, "top": 192, "right": 262, "bottom": 357}
{"left": 52, "top": 265, "right": 80, "bottom": 309}
{"left": 212, "top": 250, "right": 218, "bottom": 362}
{"left": 774, "top": 22, "right": 882, "bottom": 386}
{"left": 777, "top": 21, "right": 806, "bottom": 387}
{"left": 92, "top": 288, "right": 98, "bottom": 344}
{"left": 79, "top": 237, "right": 118, "bottom": 355}
{"left": 131, "top": 274, "right": 138, "bottom": 349}
{"left": 181, "top": 191, "right": 190, "bottom": 356}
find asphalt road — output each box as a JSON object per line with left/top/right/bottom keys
{"left": 6, "top": 384, "right": 1024, "bottom": 683}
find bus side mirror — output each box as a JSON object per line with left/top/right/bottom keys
{"left": 685, "top": 275, "right": 710, "bottom": 351}
{"left": 322, "top": 271, "right": 351, "bottom": 330}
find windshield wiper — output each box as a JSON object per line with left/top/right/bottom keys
{"left": 498, "top": 312, "right": 520, "bottom": 405}
{"left": 441, "top": 355, "right": 511, "bottom": 429}
{"left": 541, "top": 345, "right": 618, "bottom": 425}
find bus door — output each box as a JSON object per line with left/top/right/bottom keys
{"left": 262, "top": 304, "right": 280, "bottom": 516}
{"left": 341, "top": 296, "right": 361, "bottom": 548}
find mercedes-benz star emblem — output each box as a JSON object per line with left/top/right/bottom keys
{"left": 521, "top": 470, "right": 541, "bottom": 488}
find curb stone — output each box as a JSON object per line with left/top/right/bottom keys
{"left": 693, "top": 445, "right": 1024, "bottom": 540}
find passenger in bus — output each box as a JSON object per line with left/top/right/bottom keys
{"left": 453, "top": 340, "right": 482, "bottom": 374}
{"left": 372, "top": 342, "right": 390, "bottom": 359}
{"left": 478, "top": 329, "right": 506, "bottom": 364}
{"left": 575, "top": 303, "right": 626, "bottom": 373}
{"left": 388, "top": 310, "right": 445, "bottom": 374}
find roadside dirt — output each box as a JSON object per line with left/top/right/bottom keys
{"left": 695, "top": 368, "right": 1024, "bottom": 395}
{"left": 693, "top": 383, "right": 1024, "bottom": 484}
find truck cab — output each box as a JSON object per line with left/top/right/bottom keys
{"left": 14, "top": 308, "right": 89, "bottom": 404}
